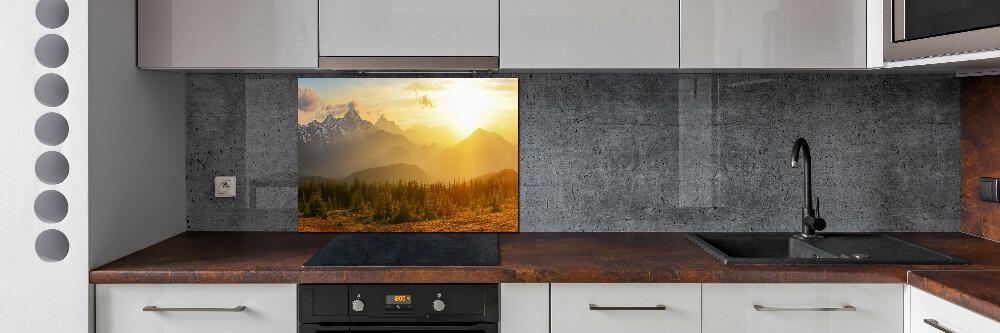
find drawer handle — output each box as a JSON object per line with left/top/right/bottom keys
{"left": 589, "top": 304, "right": 667, "bottom": 311}
{"left": 923, "top": 319, "right": 955, "bottom": 333}
{"left": 753, "top": 304, "right": 856, "bottom": 312}
{"left": 142, "top": 306, "right": 247, "bottom": 312}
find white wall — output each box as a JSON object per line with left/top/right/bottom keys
{"left": 0, "top": 0, "right": 185, "bottom": 331}
{"left": 0, "top": 0, "right": 90, "bottom": 331}
{"left": 88, "top": 0, "right": 186, "bottom": 269}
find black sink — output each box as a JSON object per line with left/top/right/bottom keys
{"left": 687, "top": 233, "right": 966, "bottom": 265}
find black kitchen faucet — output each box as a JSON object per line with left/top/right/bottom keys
{"left": 791, "top": 138, "right": 826, "bottom": 238}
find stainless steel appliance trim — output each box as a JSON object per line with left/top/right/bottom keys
{"left": 347, "top": 323, "right": 498, "bottom": 332}
{"left": 299, "top": 323, "right": 498, "bottom": 333}
{"left": 753, "top": 304, "right": 856, "bottom": 312}
{"left": 142, "top": 305, "right": 247, "bottom": 312}
{"left": 318, "top": 56, "right": 499, "bottom": 71}
{"left": 884, "top": 0, "right": 1000, "bottom": 62}
{"left": 892, "top": 0, "right": 905, "bottom": 41}
{"left": 588, "top": 304, "right": 667, "bottom": 311}
{"left": 923, "top": 319, "right": 956, "bottom": 333}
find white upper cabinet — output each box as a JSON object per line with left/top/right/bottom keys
{"left": 680, "top": 0, "right": 870, "bottom": 68}
{"left": 500, "top": 0, "right": 680, "bottom": 69}
{"left": 138, "top": 0, "right": 318, "bottom": 69}
{"left": 319, "top": 0, "right": 499, "bottom": 57}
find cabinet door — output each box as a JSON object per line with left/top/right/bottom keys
{"left": 501, "top": 0, "right": 680, "bottom": 69}
{"left": 96, "top": 284, "right": 297, "bottom": 333}
{"left": 680, "top": 0, "right": 867, "bottom": 68}
{"left": 138, "top": 0, "right": 318, "bottom": 68}
{"left": 702, "top": 283, "right": 903, "bottom": 333}
{"left": 551, "top": 283, "right": 701, "bottom": 333}
{"left": 910, "top": 287, "right": 1000, "bottom": 333}
{"left": 500, "top": 284, "right": 548, "bottom": 333}
{"left": 319, "top": 0, "right": 499, "bottom": 57}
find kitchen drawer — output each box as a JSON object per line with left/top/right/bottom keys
{"left": 910, "top": 287, "right": 1000, "bottom": 333}
{"left": 550, "top": 283, "right": 701, "bottom": 333}
{"left": 96, "top": 284, "right": 296, "bottom": 333}
{"left": 703, "top": 283, "right": 903, "bottom": 333}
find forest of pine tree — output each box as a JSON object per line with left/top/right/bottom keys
{"left": 298, "top": 170, "right": 517, "bottom": 226}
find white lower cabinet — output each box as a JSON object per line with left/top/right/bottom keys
{"left": 500, "top": 283, "right": 549, "bottom": 333}
{"left": 550, "top": 283, "right": 701, "bottom": 333}
{"left": 910, "top": 287, "right": 1000, "bottom": 333}
{"left": 96, "top": 284, "right": 297, "bottom": 333}
{"left": 95, "top": 282, "right": 1000, "bottom": 333}
{"left": 702, "top": 283, "right": 904, "bottom": 333}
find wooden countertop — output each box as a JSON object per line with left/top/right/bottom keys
{"left": 91, "top": 232, "right": 1000, "bottom": 284}
{"left": 89, "top": 232, "right": 1000, "bottom": 321}
{"left": 908, "top": 270, "right": 1000, "bottom": 323}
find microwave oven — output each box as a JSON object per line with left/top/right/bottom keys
{"left": 884, "top": 0, "right": 1000, "bottom": 62}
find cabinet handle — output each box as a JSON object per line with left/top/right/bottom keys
{"left": 923, "top": 319, "right": 955, "bottom": 333}
{"left": 753, "top": 304, "right": 856, "bottom": 312}
{"left": 588, "top": 304, "right": 667, "bottom": 311}
{"left": 142, "top": 306, "right": 247, "bottom": 312}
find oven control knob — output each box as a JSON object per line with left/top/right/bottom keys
{"left": 351, "top": 299, "right": 365, "bottom": 312}
{"left": 432, "top": 299, "right": 446, "bottom": 312}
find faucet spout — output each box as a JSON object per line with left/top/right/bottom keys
{"left": 791, "top": 138, "right": 825, "bottom": 237}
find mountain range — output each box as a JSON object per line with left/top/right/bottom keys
{"left": 298, "top": 111, "right": 517, "bottom": 182}
{"left": 298, "top": 108, "right": 376, "bottom": 147}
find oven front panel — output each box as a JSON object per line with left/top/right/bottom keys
{"left": 299, "top": 284, "right": 499, "bottom": 325}
{"left": 300, "top": 323, "right": 498, "bottom": 333}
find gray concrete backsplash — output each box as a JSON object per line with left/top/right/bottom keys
{"left": 186, "top": 73, "right": 960, "bottom": 232}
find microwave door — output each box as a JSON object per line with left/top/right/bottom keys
{"left": 896, "top": 0, "right": 1000, "bottom": 42}
{"left": 885, "top": 0, "right": 1000, "bottom": 61}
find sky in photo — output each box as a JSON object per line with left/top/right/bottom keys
{"left": 298, "top": 78, "right": 518, "bottom": 140}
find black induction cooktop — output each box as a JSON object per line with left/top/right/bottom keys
{"left": 303, "top": 233, "right": 500, "bottom": 266}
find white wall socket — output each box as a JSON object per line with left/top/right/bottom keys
{"left": 214, "top": 176, "right": 236, "bottom": 198}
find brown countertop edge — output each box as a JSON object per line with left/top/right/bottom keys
{"left": 91, "top": 232, "right": 1000, "bottom": 285}
{"left": 908, "top": 270, "right": 1000, "bottom": 323}
{"left": 90, "top": 232, "right": 1000, "bottom": 318}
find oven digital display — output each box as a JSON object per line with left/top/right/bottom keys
{"left": 386, "top": 295, "right": 412, "bottom": 305}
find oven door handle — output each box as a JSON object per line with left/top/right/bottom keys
{"left": 299, "top": 323, "right": 498, "bottom": 332}
{"left": 347, "top": 323, "right": 497, "bottom": 331}
{"left": 299, "top": 326, "right": 349, "bottom": 333}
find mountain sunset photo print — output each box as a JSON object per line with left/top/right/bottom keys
{"left": 297, "top": 78, "right": 519, "bottom": 232}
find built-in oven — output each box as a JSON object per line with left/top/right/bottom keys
{"left": 298, "top": 284, "right": 498, "bottom": 333}
{"left": 885, "top": 0, "right": 1000, "bottom": 61}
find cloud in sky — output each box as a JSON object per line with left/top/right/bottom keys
{"left": 318, "top": 100, "right": 358, "bottom": 120}
{"left": 415, "top": 94, "right": 434, "bottom": 109}
{"left": 298, "top": 88, "right": 321, "bottom": 112}
{"left": 298, "top": 98, "right": 362, "bottom": 124}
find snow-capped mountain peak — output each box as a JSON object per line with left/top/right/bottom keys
{"left": 298, "top": 109, "right": 376, "bottom": 146}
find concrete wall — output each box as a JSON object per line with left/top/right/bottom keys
{"left": 186, "top": 73, "right": 960, "bottom": 232}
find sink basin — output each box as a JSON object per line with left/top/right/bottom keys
{"left": 687, "top": 233, "right": 966, "bottom": 265}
